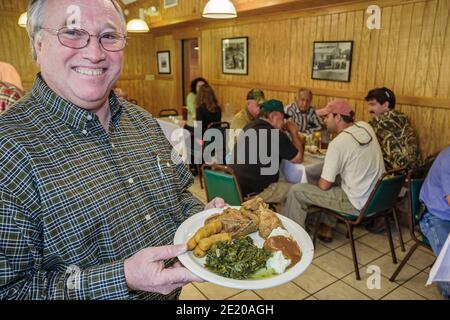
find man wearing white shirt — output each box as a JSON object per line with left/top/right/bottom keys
{"left": 285, "top": 99, "right": 385, "bottom": 241}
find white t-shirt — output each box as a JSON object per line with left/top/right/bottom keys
{"left": 321, "top": 121, "right": 386, "bottom": 210}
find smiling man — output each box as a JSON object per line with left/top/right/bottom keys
{"left": 0, "top": 0, "right": 226, "bottom": 300}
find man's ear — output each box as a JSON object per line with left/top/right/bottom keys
{"left": 382, "top": 101, "right": 390, "bottom": 110}
{"left": 34, "top": 34, "right": 44, "bottom": 65}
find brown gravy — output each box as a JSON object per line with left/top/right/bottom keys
{"left": 263, "top": 236, "right": 302, "bottom": 268}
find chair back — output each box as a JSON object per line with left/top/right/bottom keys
{"left": 202, "top": 164, "right": 243, "bottom": 206}
{"left": 159, "top": 108, "right": 179, "bottom": 117}
{"left": 409, "top": 177, "right": 425, "bottom": 226}
{"left": 361, "top": 170, "right": 406, "bottom": 218}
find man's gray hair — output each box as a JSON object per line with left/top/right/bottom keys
{"left": 26, "top": 0, "right": 127, "bottom": 61}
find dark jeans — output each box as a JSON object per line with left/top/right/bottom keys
{"left": 419, "top": 210, "right": 450, "bottom": 298}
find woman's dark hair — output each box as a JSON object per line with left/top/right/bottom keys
{"left": 190, "top": 77, "right": 209, "bottom": 94}
{"left": 365, "top": 87, "right": 396, "bottom": 109}
{"left": 196, "top": 84, "right": 220, "bottom": 113}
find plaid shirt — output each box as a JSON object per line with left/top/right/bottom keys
{"left": 0, "top": 74, "right": 204, "bottom": 300}
{"left": 0, "top": 80, "right": 24, "bottom": 113}
{"left": 284, "top": 103, "right": 323, "bottom": 133}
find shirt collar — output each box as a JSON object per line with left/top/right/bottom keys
{"left": 293, "top": 103, "right": 312, "bottom": 114}
{"left": 31, "top": 73, "right": 123, "bottom": 131}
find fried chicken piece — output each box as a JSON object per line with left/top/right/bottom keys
{"left": 241, "top": 197, "right": 268, "bottom": 211}
{"left": 258, "top": 207, "right": 282, "bottom": 239}
{"left": 205, "top": 208, "right": 258, "bottom": 238}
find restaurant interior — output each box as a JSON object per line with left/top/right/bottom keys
{"left": 0, "top": 0, "right": 449, "bottom": 301}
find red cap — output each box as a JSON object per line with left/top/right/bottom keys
{"left": 316, "top": 99, "right": 353, "bottom": 117}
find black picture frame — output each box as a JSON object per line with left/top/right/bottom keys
{"left": 311, "top": 41, "right": 353, "bottom": 82}
{"left": 157, "top": 50, "right": 171, "bottom": 74}
{"left": 222, "top": 37, "right": 248, "bottom": 75}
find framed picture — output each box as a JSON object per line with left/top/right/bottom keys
{"left": 157, "top": 51, "right": 171, "bottom": 74}
{"left": 312, "top": 41, "right": 353, "bottom": 82}
{"left": 222, "top": 37, "right": 248, "bottom": 75}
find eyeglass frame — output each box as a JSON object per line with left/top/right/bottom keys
{"left": 342, "top": 123, "right": 373, "bottom": 146}
{"left": 40, "top": 27, "right": 128, "bottom": 52}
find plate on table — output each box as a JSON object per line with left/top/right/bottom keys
{"left": 173, "top": 206, "right": 314, "bottom": 290}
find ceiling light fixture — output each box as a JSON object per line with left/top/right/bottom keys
{"left": 202, "top": 0, "right": 237, "bottom": 19}
{"left": 18, "top": 12, "right": 27, "bottom": 28}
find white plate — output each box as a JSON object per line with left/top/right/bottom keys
{"left": 174, "top": 206, "right": 314, "bottom": 290}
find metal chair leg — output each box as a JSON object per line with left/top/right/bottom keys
{"left": 390, "top": 242, "right": 419, "bottom": 282}
{"left": 392, "top": 208, "right": 405, "bottom": 252}
{"left": 312, "top": 212, "right": 322, "bottom": 247}
{"left": 347, "top": 223, "right": 360, "bottom": 280}
{"left": 385, "top": 215, "right": 398, "bottom": 264}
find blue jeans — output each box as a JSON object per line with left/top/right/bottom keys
{"left": 419, "top": 210, "right": 450, "bottom": 299}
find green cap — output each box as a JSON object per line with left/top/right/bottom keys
{"left": 261, "top": 99, "right": 290, "bottom": 118}
{"left": 246, "top": 88, "right": 265, "bottom": 105}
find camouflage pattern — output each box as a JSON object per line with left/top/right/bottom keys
{"left": 369, "top": 109, "right": 422, "bottom": 170}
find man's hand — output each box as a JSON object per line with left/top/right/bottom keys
{"left": 205, "top": 197, "right": 226, "bottom": 210}
{"left": 124, "top": 244, "right": 204, "bottom": 295}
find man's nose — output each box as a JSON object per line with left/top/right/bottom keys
{"left": 81, "top": 37, "right": 106, "bottom": 62}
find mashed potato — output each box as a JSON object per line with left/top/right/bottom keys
{"left": 266, "top": 250, "right": 291, "bottom": 274}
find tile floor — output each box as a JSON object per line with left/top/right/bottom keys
{"left": 180, "top": 177, "right": 445, "bottom": 300}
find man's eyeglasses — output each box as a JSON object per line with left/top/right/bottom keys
{"left": 342, "top": 123, "right": 373, "bottom": 146}
{"left": 40, "top": 27, "right": 128, "bottom": 52}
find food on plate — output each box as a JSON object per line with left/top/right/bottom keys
{"left": 194, "top": 220, "right": 222, "bottom": 243}
{"left": 186, "top": 197, "right": 303, "bottom": 279}
{"left": 263, "top": 228, "right": 302, "bottom": 268}
{"left": 193, "top": 246, "right": 207, "bottom": 258}
{"left": 187, "top": 220, "right": 222, "bottom": 250}
{"left": 205, "top": 197, "right": 281, "bottom": 239}
{"left": 198, "top": 232, "right": 231, "bottom": 251}
{"left": 205, "top": 207, "right": 258, "bottom": 238}
{"left": 205, "top": 236, "right": 271, "bottom": 280}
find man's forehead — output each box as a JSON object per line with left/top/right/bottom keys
{"left": 44, "top": 0, "right": 121, "bottom": 28}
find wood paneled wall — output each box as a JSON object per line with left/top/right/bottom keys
{"left": 141, "top": 0, "right": 450, "bottom": 158}
{"left": 0, "top": 0, "right": 448, "bottom": 158}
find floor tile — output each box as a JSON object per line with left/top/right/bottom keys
{"left": 293, "top": 264, "right": 338, "bottom": 294}
{"left": 403, "top": 272, "right": 445, "bottom": 300}
{"left": 314, "top": 280, "right": 371, "bottom": 300}
{"left": 341, "top": 266, "right": 399, "bottom": 300}
{"left": 254, "top": 282, "right": 309, "bottom": 300}
{"left": 180, "top": 283, "right": 207, "bottom": 300}
{"left": 336, "top": 241, "right": 385, "bottom": 265}
{"left": 313, "top": 251, "right": 360, "bottom": 279}
{"left": 388, "top": 245, "right": 435, "bottom": 271}
{"left": 381, "top": 286, "right": 426, "bottom": 300}
{"left": 227, "top": 290, "right": 262, "bottom": 300}
{"left": 358, "top": 231, "right": 404, "bottom": 254}
{"left": 320, "top": 230, "right": 350, "bottom": 250}
{"left": 369, "top": 255, "right": 421, "bottom": 284}
{"left": 313, "top": 241, "right": 332, "bottom": 258}
{"left": 194, "top": 282, "right": 244, "bottom": 300}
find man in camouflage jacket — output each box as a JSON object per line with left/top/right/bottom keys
{"left": 365, "top": 87, "right": 422, "bottom": 171}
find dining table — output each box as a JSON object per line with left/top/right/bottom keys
{"left": 280, "top": 152, "right": 325, "bottom": 185}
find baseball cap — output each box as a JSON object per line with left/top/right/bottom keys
{"left": 247, "top": 88, "right": 265, "bottom": 105}
{"left": 316, "top": 99, "right": 353, "bottom": 117}
{"left": 261, "top": 99, "right": 290, "bottom": 119}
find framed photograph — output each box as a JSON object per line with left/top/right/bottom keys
{"left": 157, "top": 51, "right": 171, "bottom": 74}
{"left": 312, "top": 41, "right": 353, "bottom": 82}
{"left": 222, "top": 37, "right": 248, "bottom": 75}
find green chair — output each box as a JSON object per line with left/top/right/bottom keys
{"left": 311, "top": 169, "right": 407, "bottom": 280}
{"left": 389, "top": 167, "right": 434, "bottom": 282}
{"left": 202, "top": 164, "right": 243, "bottom": 206}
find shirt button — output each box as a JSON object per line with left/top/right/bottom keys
{"left": 128, "top": 178, "right": 134, "bottom": 184}
{"left": 111, "top": 143, "right": 115, "bottom": 148}
{"left": 82, "top": 129, "right": 88, "bottom": 135}
{"left": 86, "top": 114, "right": 93, "bottom": 121}
{"left": 145, "top": 214, "right": 151, "bottom": 221}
